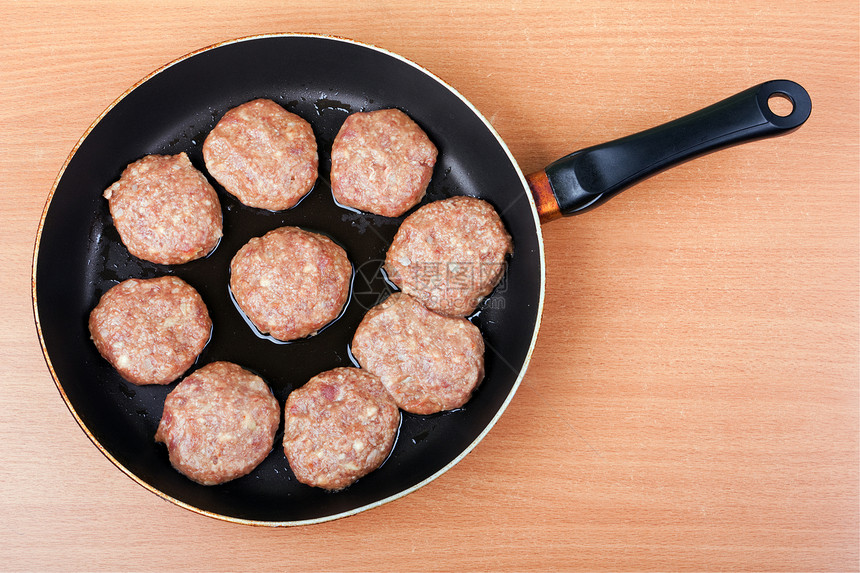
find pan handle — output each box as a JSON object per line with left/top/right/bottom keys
{"left": 526, "top": 80, "right": 811, "bottom": 223}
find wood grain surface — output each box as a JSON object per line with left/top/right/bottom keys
{"left": 2, "top": 1, "right": 857, "bottom": 571}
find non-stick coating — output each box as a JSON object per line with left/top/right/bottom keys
{"left": 34, "top": 35, "right": 544, "bottom": 524}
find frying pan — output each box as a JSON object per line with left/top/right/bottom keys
{"left": 33, "top": 34, "right": 811, "bottom": 525}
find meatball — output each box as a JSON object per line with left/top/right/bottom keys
{"left": 230, "top": 226, "right": 352, "bottom": 341}
{"left": 330, "top": 108, "right": 437, "bottom": 217}
{"left": 88, "top": 276, "right": 211, "bottom": 385}
{"left": 283, "top": 367, "right": 400, "bottom": 490}
{"left": 155, "top": 362, "right": 280, "bottom": 486}
{"left": 351, "top": 293, "right": 484, "bottom": 414}
{"left": 203, "top": 98, "right": 318, "bottom": 210}
{"left": 103, "top": 153, "right": 222, "bottom": 265}
{"left": 384, "top": 196, "right": 513, "bottom": 317}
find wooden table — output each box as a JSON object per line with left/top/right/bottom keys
{"left": 3, "top": 2, "right": 857, "bottom": 571}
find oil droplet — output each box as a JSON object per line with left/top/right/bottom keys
{"left": 313, "top": 98, "right": 352, "bottom": 116}
{"left": 411, "top": 430, "right": 430, "bottom": 444}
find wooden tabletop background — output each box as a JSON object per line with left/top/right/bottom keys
{"left": 2, "top": 1, "right": 857, "bottom": 571}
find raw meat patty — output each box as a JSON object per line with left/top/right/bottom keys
{"left": 88, "top": 276, "right": 211, "bottom": 385}
{"left": 230, "top": 226, "right": 352, "bottom": 341}
{"left": 330, "top": 108, "right": 437, "bottom": 217}
{"left": 283, "top": 367, "right": 400, "bottom": 490}
{"left": 155, "top": 361, "right": 280, "bottom": 486}
{"left": 351, "top": 293, "right": 484, "bottom": 414}
{"left": 203, "top": 98, "right": 318, "bottom": 210}
{"left": 384, "top": 196, "right": 513, "bottom": 317}
{"left": 103, "top": 153, "right": 223, "bottom": 265}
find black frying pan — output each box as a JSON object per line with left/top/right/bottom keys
{"left": 33, "top": 34, "right": 810, "bottom": 525}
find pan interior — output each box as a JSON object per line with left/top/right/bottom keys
{"left": 35, "top": 36, "right": 543, "bottom": 524}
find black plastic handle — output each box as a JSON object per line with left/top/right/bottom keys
{"left": 543, "top": 80, "right": 811, "bottom": 215}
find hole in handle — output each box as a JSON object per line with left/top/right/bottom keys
{"left": 768, "top": 93, "right": 795, "bottom": 117}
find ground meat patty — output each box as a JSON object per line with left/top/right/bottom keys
{"left": 203, "top": 98, "right": 318, "bottom": 210}
{"left": 351, "top": 293, "right": 484, "bottom": 414}
{"left": 230, "top": 226, "right": 352, "bottom": 341}
{"left": 155, "top": 361, "right": 280, "bottom": 486}
{"left": 88, "top": 276, "right": 212, "bottom": 385}
{"left": 103, "top": 153, "right": 222, "bottom": 265}
{"left": 283, "top": 367, "right": 400, "bottom": 490}
{"left": 330, "top": 108, "right": 437, "bottom": 217}
{"left": 384, "top": 196, "right": 513, "bottom": 317}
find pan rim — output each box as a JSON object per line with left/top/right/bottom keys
{"left": 31, "top": 32, "right": 547, "bottom": 526}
